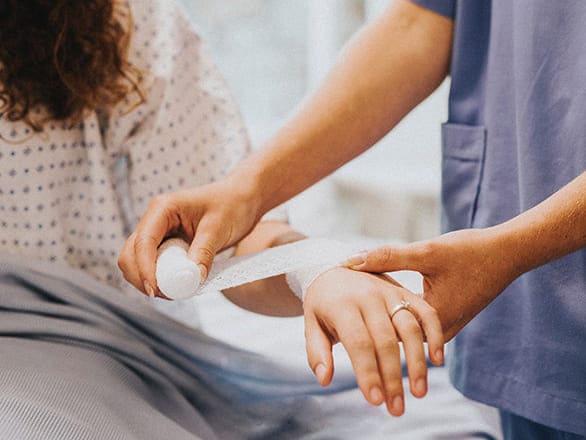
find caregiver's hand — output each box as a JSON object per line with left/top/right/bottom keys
{"left": 303, "top": 267, "right": 444, "bottom": 417}
{"left": 345, "top": 228, "right": 519, "bottom": 341}
{"left": 118, "top": 177, "right": 262, "bottom": 297}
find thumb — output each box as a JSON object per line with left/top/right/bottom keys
{"left": 186, "top": 218, "right": 227, "bottom": 282}
{"left": 343, "top": 243, "right": 428, "bottom": 273}
{"left": 304, "top": 314, "right": 334, "bottom": 387}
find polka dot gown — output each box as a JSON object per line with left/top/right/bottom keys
{"left": 0, "top": 0, "right": 285, "bottom": 296}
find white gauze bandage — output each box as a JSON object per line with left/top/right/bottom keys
{"left": 155, "top": 238, "right": 363, "bottom": 300}
{"left": 155, "top": 238, "right": 202, "bottom": 300}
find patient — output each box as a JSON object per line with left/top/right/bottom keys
{"left": 0, "top": 0, "right": 442, "bottom": 436}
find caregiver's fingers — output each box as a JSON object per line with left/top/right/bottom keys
{"left": 344, "top": 243, "right": 429, "bottom": 273}
{"left": 404, "top": 292, "right": 444, "bottom": 366}
{"left": 186, "top": 216, "right": 229, "bottom": 282}
{"left": 304, "top": 313, "right": 334, "bottom": 387}
{"left": 389, "top": 304, "right": 427, "bottom": 399}
{"left": 361, "top": 304, "right": 405, "bottom": 416}
{"left": 335, "top": 312, "right": 386, "bottom": 407}
{"left": 132, "top": 196, "right": 179, "bottom": 297}
{"left": 118, "top": 232, "right": 147, "bottom": 294}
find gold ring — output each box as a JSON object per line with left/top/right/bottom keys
{"left": 389, "top": 301, "right": 412, "bottom": 319}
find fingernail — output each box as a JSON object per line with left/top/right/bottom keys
{"left": 369, "top": 386, "right": 384, "bottom": 405}
{"left": 391, "top": 396, "right": 403, "bottom": 414}
{"left": 197, "top": 264, "right": 208, "bottom": 282}
{"left": 415, "top": 377, "right": 427, "bottom": 395}
{"left": 144, "top": 282, "right": 155, "bottom": 298}
{"left": 344, "top": 252, "right": 367, "bottom": 268}
{"left": 435, "top": 348, "right": 444, "bottom": 364}
{"left": 315, "top": 364, "right": 327, "bottom": 385}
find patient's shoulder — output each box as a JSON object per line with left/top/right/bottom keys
{"left": 127, "top": 0, "right": 203, "bottom": 73}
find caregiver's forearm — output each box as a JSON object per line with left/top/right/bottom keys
{"left": 232, "top": 0, "right": 453, "bottom": 214}
{"left": 492, "top": 172, "right": 586, "bottom": 279}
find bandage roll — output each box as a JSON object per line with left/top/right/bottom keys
{"left": 155, "top": 238, "right": 363, "bottom": 300}
{"left": 155, "top": 238, "right": 202, "bottom": 300}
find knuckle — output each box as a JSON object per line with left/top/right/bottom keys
{"left": 374, "top": 336, "right": 398, "bottom": 352}
{"left": 375, "top": 338, "right": 399, "bottom": 356}
{"left": 196, "top": 246, "right": 215, "bottom": 262}
{"left": 358, "top": 287, "right": 379, "bottom": 299}
{"left": 381, "top": 372, "right": 403, "bottom": 393}
{"left": 356, "top": 366, "right": 380, "bottom": 383}
{"left": 117, "top": 254, "right": 127, "bottom": 272}
{"left": 417, "top": 241, "right": 438, "bottom": 263}
{"left": 134, "top": 233, "right": 157, "bottom": 251}
{"left": 346, "top": 335, "right": 374, "bottom": 352}
{"left": 150, "top": 193, "right": 171, "bottom": 208}
{"left": 372, "top": 247, "right": 393, "bottom": 265}
{"left": 402, "top": 319, "right": 423, "bottom": 336}
{"left": 368, "top": 285, "right": 384, "bottom": 297}
{"left": 383, "top": 376, "right": 403, "bottom": 394}
{"left": 422, "top": 306, "right": 440, "bottom": 325}
{"left": 412, "top": 359, "right": 427, "bottom": 375}
{"left": 119, "top": 270, "right": 134, "bottom": 286}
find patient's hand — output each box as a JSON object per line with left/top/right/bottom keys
{"left": 303, "top": 268, "right": 444, "bottom": 417}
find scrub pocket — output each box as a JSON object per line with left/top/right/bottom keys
{"left": 441, "top": 123, "right": 487, "bottom": 231}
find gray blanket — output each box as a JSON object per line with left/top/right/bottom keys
{"left": 0, "top": 254, "right": 355, "bottom": 440}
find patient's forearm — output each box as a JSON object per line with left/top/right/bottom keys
{"left": 231, "top": 0, "right": 453, "bottom": 215}
{"left": 222, "top": 222, "right": 305, "bottom": 317}
{"left": 493, "top": 172, "right": 586, "bottom": 278}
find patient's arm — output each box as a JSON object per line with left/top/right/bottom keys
{"left": 221, "top": 221, "right": 305, "bottom": 317}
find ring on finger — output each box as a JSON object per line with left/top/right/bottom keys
{"left": 389, "top": 301, "right": 412, "bottom": 319}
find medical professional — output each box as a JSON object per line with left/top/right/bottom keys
{"left": 120, "top": 1, "right": 586, "bottom": 437}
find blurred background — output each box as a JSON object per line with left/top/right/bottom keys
{"left": 180, "top": 0, "right": 449, "bottom": 243}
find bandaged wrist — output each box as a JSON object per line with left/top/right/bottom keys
{"left": 285, "top": 264, "right": 336, "bottom": 302}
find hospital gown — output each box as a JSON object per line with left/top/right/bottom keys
{"left": 0, "top": 0, "right": 283, "bottom": 295}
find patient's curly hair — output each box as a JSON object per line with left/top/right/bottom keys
{"left": 0, "top": 0, "right": 143, "bottom": 131}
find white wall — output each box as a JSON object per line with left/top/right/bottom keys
{"left": 290, "top": 0, "right": 447, "bottom": 240}
{"left": 180, "top": 0, "right": 447, "bottom": 241}
{"left": 179, "top": 0, "right": 309, "bottom": 144}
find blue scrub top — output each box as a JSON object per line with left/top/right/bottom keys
{"left": 411, "top": 0, "right": 586, "bottom": 435}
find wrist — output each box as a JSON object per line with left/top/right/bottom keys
{"left": 486, "top": 221, "right": 535, "bottom": 281}
{"left": 486, "top": 173, "right": 586, "bottom": 278}
{"left": 286, "top": 265, "right": 337, "bottom": 303}
{"left": 225, "top": 162, "right": 266, "bottom": 221}
{"left": 268, "top": 230, "right": 306, "bottom": 248}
